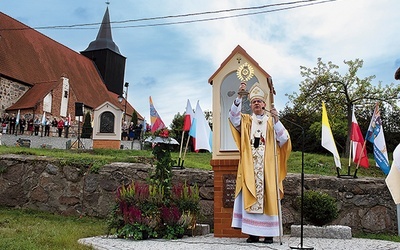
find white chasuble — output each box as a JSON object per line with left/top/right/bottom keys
{"left": 248, "top": 114, "right": 268, "bottom": 213}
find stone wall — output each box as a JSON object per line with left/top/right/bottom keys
{"left": 0, "top": 77, "right": 28, "bottom": 115}
{"left": 0, "top": 154, "right": 397, "bottom": 235}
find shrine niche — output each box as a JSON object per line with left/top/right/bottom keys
{"left": 92, "top": 101, "right": 123, "bottom": 149}
{"left": 208, "top": 45, "right": 275, "bottom": 238}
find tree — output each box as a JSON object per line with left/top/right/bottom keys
{"left": 170, "top": 112, "right": 184, "bottom": 149}
{"left": 203, "top": 110, "right": 213, "bottom": 130}
{"left": 131, "top": 111, "right": 138, "bottom": 127}
{"left": 287, "top": 58, "right": 400, "bottom": 157}
{"left": 81, "top": 112, "right": 92, "bottom": 138}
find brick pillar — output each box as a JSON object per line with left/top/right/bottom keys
{"left": 211, "top": 159, "right": 246, "bottom": 238}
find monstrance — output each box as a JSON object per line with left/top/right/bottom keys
{"left": 236, "top": 62, "right": 254, "bottom": 96}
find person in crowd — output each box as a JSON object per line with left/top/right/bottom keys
{"left": 64, "top": 118, "right": 70, "bottom": 138}
{"left": 128, "top": 122, "right": 135, "bottom": 141}
{"left": 27, "top": 116, "right": 34, "bottom": 134}
{"left": 51, "top": 117, "right": 58, "bottom": 137}
{"left": 57, "top": 118, "right": 64, "bottom": 137}
{"left": 135, "top": 121, "right": 143, "bottom": 140}
{"left": 121, "top": 121, "right": 128, "bottom": 141}
{"left": 228, "top": 82, "right": 291, "bottom": 244}
{"left": 44, "top": 117, "right": 50, "bottom": 136}
{"left": 33, "top": 116, "right": 40, "bottom": 136}
{"left": 1, "top": 113, "right": 9, "bottom": 134}
{"left": 9, "top": 113, "right": 16, "bottom": 135}
{"left": 19, "top": 117, "right": 26, "bottom": 135}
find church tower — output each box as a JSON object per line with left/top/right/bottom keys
{"left": 81, "top": 7, "right": 126, "bottom": 96}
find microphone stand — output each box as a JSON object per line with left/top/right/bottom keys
{"left": 264, "top": 107, "right": 313, "bottom": 250}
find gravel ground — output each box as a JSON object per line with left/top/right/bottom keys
{"left": 78, "top": 234, "right": 400, "bottom": 250}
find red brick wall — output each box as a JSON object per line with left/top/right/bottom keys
{"left": 211, "top": 159, "right": 246, "bottom": 238}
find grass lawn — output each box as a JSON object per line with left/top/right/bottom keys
{"left": 0, "top": 207, "right": 106, "bottom": 250}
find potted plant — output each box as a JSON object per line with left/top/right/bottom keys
{"left": 171, "top": 182, "right": 200, "bottom": 233}
{"left": 107, "top": 181, "right": 160, "bottom": 240}
{"left": 107, "top": 132, "right": 201, "bottom": 240}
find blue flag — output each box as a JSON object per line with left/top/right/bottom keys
{"left": 365, "top": 103, "right": 390, "bottom": 175}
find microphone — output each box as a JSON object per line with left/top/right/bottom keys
{"left": 262, "top": 106, "right": 277, "bottom": 120}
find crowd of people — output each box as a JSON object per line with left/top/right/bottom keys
{"left": 1, "top": 113, "right": 71, "bottom": 138}
{"left": 121, "top": 120, "right": 144, "bottom": 141}
{"left": 2, "top": 112, "right": 150, "bottom": 143}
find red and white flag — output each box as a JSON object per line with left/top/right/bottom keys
{"left": 351, "top": 107, "right": 369, "bottom": 168}
{"left": 183, "top": 99, "right": 194, "bottom": 131}
{"left": 189, "top": 101, "right": 212, "bottom": 152}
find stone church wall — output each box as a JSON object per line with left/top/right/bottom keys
{"left": 0, "top": 77, "right": 29, "bottom": 115}
{"left": 0, "top": 154, "right": 397, "bottom": 235}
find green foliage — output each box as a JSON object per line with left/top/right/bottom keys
{"left": 117, "top": 223, "right": 156, "bottom": 240}
{"left": 163, "top": 224, "right": 185, "bottom": 239}
{"left": 81, "top": 112, "right": 93, "bottom": 139}
{"left": 286, "top": 58, "right": 400, "bottom": 156}
{"left": 149, "top": 143, "right": 175, "bottom": 197}
{"left": 298, "top": 190, "right": 339, "bottom": 226}
{"left": 169, "top": 112, "right": 184, "bottom": 142}
{"left": 354, "top": 232, "right": 400, "bottom": 243}
{"left": 0, "top": 206, "right": 106, "bottom": 250}
{"left": 131, "top": 111, "right": 138, "bottom": 127}
{"left": 108, "top": 180, "right": 200, "bottom": 240}
{"left": 107, "top": 144, "right": 201, "bottom": 241}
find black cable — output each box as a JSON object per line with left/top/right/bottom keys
{"left": 1, "top": 0, "right": 336, "bottom": 31}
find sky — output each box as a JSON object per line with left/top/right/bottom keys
{"left": 1, "top": 0, "right": 399, "bottom": 127}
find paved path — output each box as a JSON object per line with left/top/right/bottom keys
{"left": 78, "top": 234, "right": 400, "bottom": 250}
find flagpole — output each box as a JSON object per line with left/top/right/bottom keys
{"left": 271, "top": 107, "right": 283, "bottom": 245}
{"left": 348, "top": 141, "right": 352, "bottom": 176}
{"left": 181, "top": 134, "right": 191, "bottom": 167}
{"left": 353, "top": 139, "right": 367, "bottom": 178}
{"left": 177, "top": 130, "right": 185, "bottom": 167}
{"left": 348, "top": 105, "right": 354, "bottom": 176}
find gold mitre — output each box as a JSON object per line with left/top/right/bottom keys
{"left": 249, "top": 82, "right": 267, "bottom": 102}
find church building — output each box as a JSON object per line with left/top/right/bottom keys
{"left": 0, "top": 7, "right": 142, "bottom": 134}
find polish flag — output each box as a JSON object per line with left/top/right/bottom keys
{"left": 183, "top": 99, "right": 194, "bottom": 131}
{"left": 351, "top": 107, "right": 369, "bottom": 168}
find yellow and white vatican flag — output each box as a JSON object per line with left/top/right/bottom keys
{"left": 321, "top": 102, "right": 341, "bottom": 169}
{"left": 385, "top": 144, "right": 400, "bottom": 204}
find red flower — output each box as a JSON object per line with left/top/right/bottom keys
{"left": 159, "top": 128, "right": 169, "bottom": 138}
{"left": 160, "top": 205, "right": 181, "bottom": 225}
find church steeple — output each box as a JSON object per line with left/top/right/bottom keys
{"left": 81, "top": 6, "right": 126, "bottom": 96}
{"left": 83, "top": 7, "right": 121, "bottom": 55}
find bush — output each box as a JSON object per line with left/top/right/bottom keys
{"left": 81, "top": 112, "right": 93, "bottom": 138}
{"left": 107, "top": 181, "right": 200, "bottom": 240}
{"left": 298, "top": 190, "right": 338, "bottom": 226}
{"left": 106, "top": 138, "right": 200, "bottom": 240}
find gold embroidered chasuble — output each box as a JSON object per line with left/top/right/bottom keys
{"left": 229, "top": 114, "right": 291, "bottom": 216}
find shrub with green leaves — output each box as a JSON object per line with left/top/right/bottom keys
{"left": 298, "top": 190, "right": 338, "bottom": 226}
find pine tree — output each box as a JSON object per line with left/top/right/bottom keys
{"left": 81, "top": 112, "right": 93, "bottom": 138}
